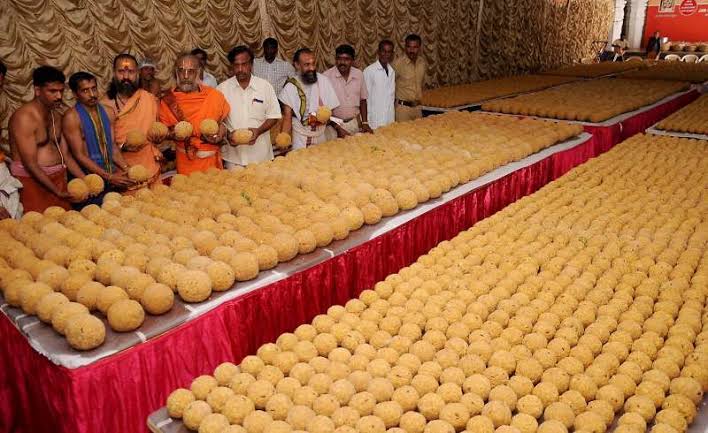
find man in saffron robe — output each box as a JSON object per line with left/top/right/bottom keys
{"left": 8, "top": 66, "right": 85, "bottom": 212}
{"left": 100, "top": 54, "right": 166, "bottom": 189}
{"left": 63, "top": 72, "right": 132, "bottom": 192}
{"left": 159, "top": 53, "right": 229, "bottom": 175}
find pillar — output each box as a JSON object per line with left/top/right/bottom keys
{"left": 626, "top": 0, "right": 649, "bottom": 48}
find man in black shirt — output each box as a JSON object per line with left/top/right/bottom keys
{"left": 647, "top": 31, "right": 662, "bottom": 59}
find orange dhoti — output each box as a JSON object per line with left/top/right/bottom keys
{"left": 175, "top": 145, "right": 223, "bottom": 175}
{"left": 159, "top": 85, "right": 230, "bottom": 175}
{"left": 10, "top": 161, "right": 70, "bottom": 213}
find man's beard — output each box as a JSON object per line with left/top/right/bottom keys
{"left": 301, "top": 71, "right": 317, "bottom": 84}
{"left": 115, "top": 78, "right": 138, "bottom": 96}
{"left": 177, "top": 80, "right": 197, "bottom": 93}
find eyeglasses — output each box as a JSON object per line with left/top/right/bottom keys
{"left": 176, "top": 68, "right": 199, "bottom": 76}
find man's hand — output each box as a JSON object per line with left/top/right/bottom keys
{"left": 108, "top": 172, "right": 134, "bottom": 188}
{"left": 335, "top": 125, "right": 351, "bottom": 138}
{"left": 201, "top": 132, "right": 222, "bottom": 145}
{"left": 55, "top": 190, "right": 76, "bottom": 202}
{"left": 247, "top": 128, "right": 262, "bottom": 146}
{"left": 147, "top": 128, "right": 168, "bottom": 144}
{"left": 361, "top": 123, "right": 374, "bottom": 134}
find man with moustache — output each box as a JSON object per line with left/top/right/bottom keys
{"left": 101, "top": 53, "right": 165, "bottom": 188}
{"left": 364, "top": 40, "right": 396, "bottom": 130}
{"left": 138, "top": 57, "right": 162, "bottom": 97}
{"left": 217, "top": 46, "right": 281, "bottom": 168}
{"left": 159, "top": 53, "right": 230, "bottom": 175}
{"left": 323, "top": 44, "right": 372, "bottom": 139}
{"left": 63, "top": 72, "right": 132, "bottom": 191}
{"left": 8, "top": 66, "right": 85, "bottom": 212}
{"left": 279, "top": 48, "right": 340, "bottom": 149}
{"left": 253, "top": 38, "right": 295, "bottom": 92}
{"left": 392, "top": 34, "right": 427, "bottom": 122}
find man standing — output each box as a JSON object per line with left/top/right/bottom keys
{"left": 253, "top": 38, "right": 296, "bottom": 93}
{"left": 323, "top": 44, "right": 373, "bottom": 139}
{"left": 138, "top": 58, "right": 162, "bottom": 97}
{"left": 63, "top": 72, "right": 132, "bottom": 189}
{"left": 101, "top": 54, "right": 165, "bottom": 188}
{"left": 279, "top": 48, "right": 340, "bottom": 149}
{"left": 392, "top": 34, "right": 427, "bottom": 122}
{"left": 191, "top": 48, "right": 218, "bottom": 88}
{"left": 364, "top": 40, "right": 396, "bottom": 130}
{"left": 647, "top": 31, "right": 662, "bottom": 60}
{"left": 8, "top": 66, "right": 85, "bottom": 212}
{"left": 217, "top": 46, "right": 281, "bottom": 168}
{"left": 159, "top": 53, "right": 230, "bottom": 175}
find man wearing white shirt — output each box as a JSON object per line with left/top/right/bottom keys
{"left": 279, "top": 48, "right": 340, "bottom": 149}
{"left": 364, "top": 40, "right": 396, "bottom": 129}
{"left": 253, "top": 38, "right": 296, "bottom": 93}
{"left": 191, "top": 48, "right": 219, "bottom": 88}
{"left": 217, "top": 46, "right": 281, "bottom": 168}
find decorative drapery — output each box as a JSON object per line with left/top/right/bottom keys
{"left": 0, "top": 0, "right": 613, "bottom": 133}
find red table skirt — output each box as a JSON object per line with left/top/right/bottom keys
{"left": 0, "top": 135, "right": 603, "bottom": 433}
{"left": 582, "top": 89, "right": 700, "bottom": 152}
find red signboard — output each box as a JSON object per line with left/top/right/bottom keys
{"left": 679, "top": 0, "right": 698, "bottom": 15}
{"left": 643, "top": 0, "right": 708, "bottom": 47}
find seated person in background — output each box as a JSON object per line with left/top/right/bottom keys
{"left": 611, "top": 39, "right": 627, "bottom": 62}
{"left": 9, "top": 66, "right": 85, "bottom": 212}
{"left": 63, "top": 72, "right": 133, "bottom": 192}
{"left": 0, "top": 151, "right": 22, "bottom": 219}
{"left": 159, "top": 53, "right": 229, "bottom": 175}
{"left": 139, "top": 57, "right": 162, "bottom": 97}
{"left": 0, "top": 60, "right": 22, "bottom": 219}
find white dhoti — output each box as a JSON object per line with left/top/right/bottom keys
{"left": 279, "top": 74, "right": 341, "bottom": 150}
{"left": 325, "top": 118, "right": 360, "bottom": 141}
{"left": 292, "top": 120, "right": 328, "bottom": 149}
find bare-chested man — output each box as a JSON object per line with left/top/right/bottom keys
{"left": 63, "top": 72, "right": 133, "bottom": 191}
{"left": 9, "top": 66, "right": 84, "bottom": 212}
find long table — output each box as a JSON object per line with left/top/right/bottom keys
{"left": 480, "top": 89, "right": 699, "bottom": 154}
{"left": 1, "top": 132, "right": 606, "bottom": 433}
{"left": 647, "top": 125, "right": 708, "bottom": 141}
{"left": 148, "top": 397, "right": 708, "bottom": 433}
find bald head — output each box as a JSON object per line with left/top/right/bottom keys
{"left": 174, "top": 53, "right": 201, "bottom": 93}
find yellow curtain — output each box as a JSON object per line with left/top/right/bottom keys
{"left": 0, "top": 0, "right": 613, "bottom": 136}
